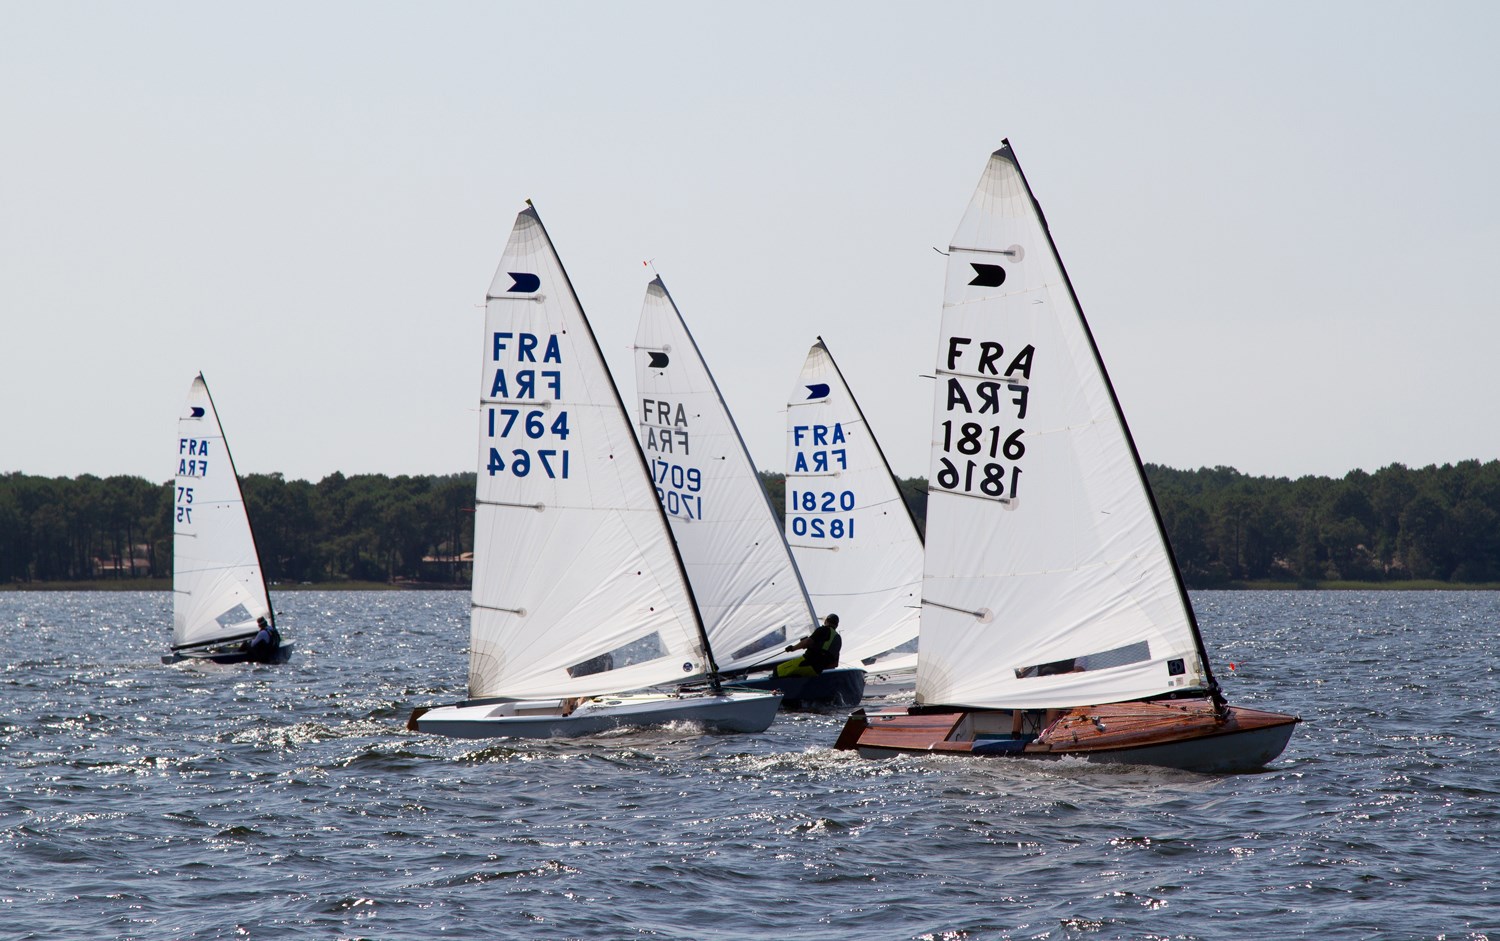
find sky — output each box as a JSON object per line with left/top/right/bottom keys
{"left": 3, "top": 1, "right": 1497, "bottom": 485}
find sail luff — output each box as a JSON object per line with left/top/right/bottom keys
{"left": 651, "top": 277, "right": 819, "bottom": 622}
{"left": 196, "top": 373, "right": 275, "bottom": 629}
{"left": 521, "top": 219, "right": 717, "bottom": 677}
{"left": 996, "top": 142, "right": 1221, "bottom": 697}
{"left": 811, "top": 337, "right": 926, "bottom": 543}
{"left": 633, "top": 278, "right": 818, "bottom": 673}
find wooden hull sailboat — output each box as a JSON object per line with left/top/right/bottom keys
{"left": 163, "top": 374, "right": 291, "bottom": 666}
{"left": 834, "top": 142, "right": 1297, "bottom": 772}
{"left": 837, "top": 701, "right": 1298, "bottom": 773}
{"left": 408, "top": 207, "right": 780, "bottom": 740}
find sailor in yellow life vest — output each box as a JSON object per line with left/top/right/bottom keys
{"left": 775, "top": 613, "right": 842, "bottom": 678}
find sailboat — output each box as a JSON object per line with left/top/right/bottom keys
{"left": 163, "top": 373, "right": 290, "bottom": 665}
{"left": 407, "top": 207, "right": 781, "bottom": 738}
{"left": 834, "top": 142, "right": 1298, "bottom": 772}
{"left": 633, "top": 280, "right": 864, "bottom": 708}
{"left": 784, "top": 338, "right": 924, "bottom": 689}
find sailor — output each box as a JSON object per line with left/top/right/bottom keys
{"left": 246, "top": 616, "right": 281, "bottom": 663}
{"left": 774, "top": 613, "right": 842, "bottom": 678}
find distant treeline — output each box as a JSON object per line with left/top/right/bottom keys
{"left": 3, "top": 460, "right": 1500, "bottom": 587}
{"left": 0, "top": 471, "right": 473, "bottom": 585}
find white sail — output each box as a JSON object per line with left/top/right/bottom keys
{"left": 916, "top": 142, "right": 1210, "bottom": 710}
{"left": 171, "top": 374, "right": 272, "bottom": 650}
{"left": 468, "top": 208, "right": 712, "bottom": 701}
{"left": 633, "top": 278, "right": 818, "bottom": 673}
{"left": 785, "top": 338, "right": 922, "bottom": 668}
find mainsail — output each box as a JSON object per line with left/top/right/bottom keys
{"left": 785, "top": 338, "right": 923, "bottom": 668}
{"left": 171, "top": 374, "right": 272, "bottom": 650}
{"left": 468, "top": 208, "right": 712, "bottom": 701}
{"left": 917, "top": 142, "right": 1213, "bottom": 710}
{"left": 633, "top": 277, "right": 818, "bottom": 673}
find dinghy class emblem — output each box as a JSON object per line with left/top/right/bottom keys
{"left": 968, "top": 263, "right": 1006, "bottom": 287}
{"left": 647, "top": 351, "right": 670, "bottom": 368}
{"left": 188, "top": 407, "right": 205, "bottom": 418}
{"left": 506, "top": 272, "right": 541, "bottom": 293}
{"left": 804, "top": 383, "right": 830, "bottom": 400}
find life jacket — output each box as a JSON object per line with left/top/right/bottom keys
{"left": 803, "top": 624, "right": 842, "bottom": 673}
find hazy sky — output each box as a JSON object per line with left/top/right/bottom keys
{"left": 4, "top": 2, "right": 1496, "bottom": 485}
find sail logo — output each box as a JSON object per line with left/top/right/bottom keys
{"left": 187, "top": 407, "right": 205, "bottom": 418}
{"left": 803, "top": 383, "right": 830, "bottom": 400}
{"left": 506, "top": 272, "right": 541, "bottom": 293}
{"left": 648, "top": 352, "right": 670, "bottom": 368}
{"left": 969, "top": 263, "right": 1006, "bottom": 288}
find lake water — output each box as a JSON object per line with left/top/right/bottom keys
{"left": 1, "top": 590, "right": 1496, "bottom": 939}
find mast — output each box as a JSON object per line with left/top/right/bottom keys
{"left": 197, "top": 372, "right": 276, "bottom": 630}
{"left": 650, "top": 276, "right": 820, "bottom": 629}
{"left": 523, "top": 212, "right": 721, "bottom": 690}
{"left": 812, "top": 336, "right": 925, "bottom": 545}
{"left": 996, "top": 141, "right": 1222, "bottom": 702}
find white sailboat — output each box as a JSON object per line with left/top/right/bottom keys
{"left": 632, "top": 279, "right": 864, "bottom": 707}
{"left": 408, "top": 207, "right": 781, "bottom": 738}
{"left": 836, "top": 142, "right": 1297, "bottom": 771}
{"left": 163, "top": 374, "right": 289, "bottom": 665}
{"left": 784, "top": 338, "right": 924, "bottom": 687}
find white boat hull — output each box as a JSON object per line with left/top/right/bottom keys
{"left": 410, "top": 690, "right": 782, "bottom": 739}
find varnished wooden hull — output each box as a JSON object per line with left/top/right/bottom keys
{"left": 834, "top": 698, "right": 1298, "bottom": 774}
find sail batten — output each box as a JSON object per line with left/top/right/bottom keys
{"left": 916, "top": 142, "right": 1209, "bottom": 711}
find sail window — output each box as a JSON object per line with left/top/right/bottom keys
{"left": 730, "top": 628, "right": 787, "bottom": 662}
{"left": 1014, "top": 641, "right": 1151, "bottom": 679}
{"left": 215, "top": 604, "right": 253, "bottom": 630}
{"left": 566, "top": 633, "right": 666, "bottom": 678}
{"left": 861, "top": 636, "right": 919, "bottom": 666}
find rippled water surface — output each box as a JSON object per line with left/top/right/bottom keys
{"left": 2, "top": 590, "right": 1498, "bottom": 939}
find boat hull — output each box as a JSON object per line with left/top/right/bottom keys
{"left": 729, "top": 666, "right": 865, "bottom": 709}
{"left": 161, "top": 642, "right": 295, "bottom": 666}
{"left": 835, "top": 699, "right": 1299, "bottom": 774}
{"left": 408, "top": 690, "right": 782, "bottom": 739}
